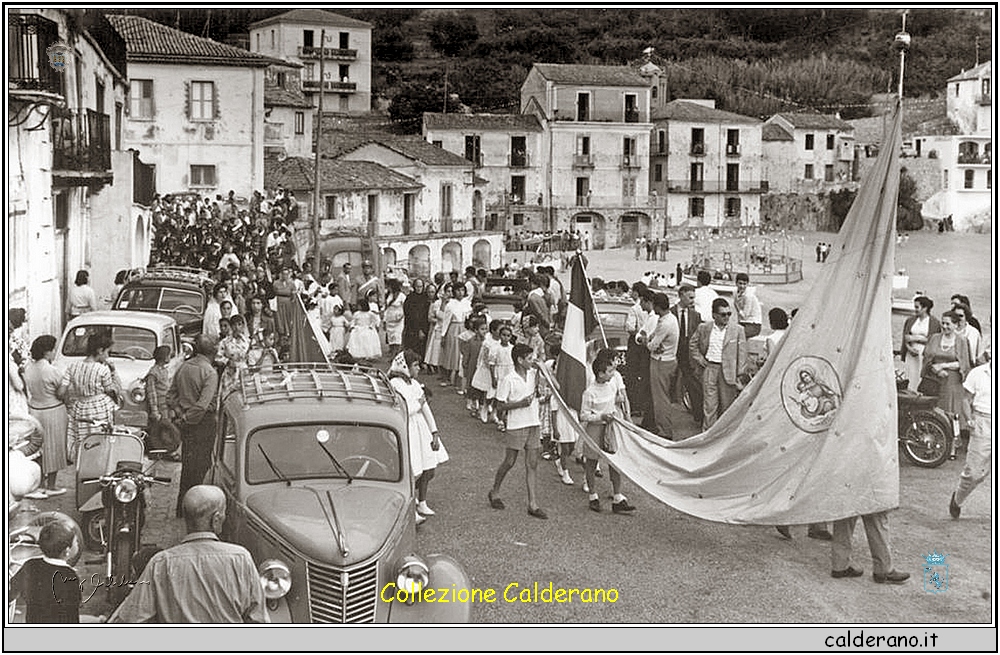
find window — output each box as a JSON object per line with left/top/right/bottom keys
{"left": 622, "top": 177, "right": 636, "bottom": 198}
{"left": 657, "top": 130, "right": 666, "bottom": 154}
{"left": 465, "top": 135, "right": 482, "bottom": 166}
{"left": 403, "top": 193, "right": 416, "bottom": 235}
{"left": 805, "top": 134, "right": 814, "bottom": 150}
{"left": 804, "top": 164, "right": 814, "bottom": 179}
{"left": 190, "top": 165, "right": 216, "bottom": 187}
{"left": 955, "top": 83, "right": 960, "bottom": 97}
{"left": 690, "top": 162, "right": 704, "bottom": 191}
{"left": 826, "top": 134, "right": 835, "bottom": 150}
{"left": 294, "top": 112, "right": 305, "bottom": 135}
{"left": 189, "top": 81, "right": 215, "bottom": 121}
{"left": 339, "top": 95, "right": 349, "bottom": 112}
{"left": 577, "top": 92, "right": 590, "bottom": 121}
{"left": 577, "top": 135, "right": 591, "bottom": 155}
{"left": 270, "top": 30, "right": 274, "bottom": 48}
{"left": 276, "top": 71, "right": 287, "bottom": 88}
{"left": 624, "top": 93, "right": 638, "bottom": 122}
{"left": 983, "top": 78, "right": 991, "bottom": 97}
{"left": 340, "top": 32, "right": 349, "bottom": 49}
{"left": 691, "top": 128, "right": 704, "bottom": 154}
{"left": 512, "top": 213, "right": 524, "bottom": 226}
{"left": 129, "top": 79, "right": 153, "bottom": 119}
{"left": 689, "top": 197, "right": 704, "bottom": 218}
{"left": 432, "top": 140, "right": 443, "bottom": 148}
{"left": 114, "top": 102, "right": 123, "bottom": 150}
{"left": 511, "top": 176, "right": 525, "bottom": 204}
{"left": 510, "top": 135, "right": 526, "bottom": 166}
{"left": 256, "top": 33, "right": 261, "bottom": 50}
{"left": 654, "top": 163, "right": 662, "bottom": 182}
{"left": 575, "top": 177, "right": 590, "bottom": 206}
{"left": 652, "top": 86, "right": 657, "bottom": 99}
{"left": 943, "top": 170, "right": 949, "bottom": 189}
{"left": 303, "top": 30, "right": 314, "bottom": 48}
{"left": 726, "top": 163, "right": 740, "bottom": 191}
{"left": 988, "top": 170, "right": 992, "bottom": 189}
{"left": 440, "top": 183, "right": 453, "bottom": 219}
{"left": 725, "top": 197, "right": 741, "bottom": 217}
{"left": 54, "top": 191, "right": 69, "bottom": 230}
{"left": 95, "top": 77, "right": 105, "bottom": 113}
{"left": 824, "top": 164, "right": 834, "bottom": 182}
{"left": 964, "top": 169, "right": 975, "bottom": 189}
{"left": 367, "top": 194, "right": 378, "bottom": 235}
{"left": 622, "top": 136, "right": 637, "bottom": 166}
{"left": 325, "top": 195, "right": 338, "bottom": 220}
{"left": 726, "top": 129, "right": 740, "bottom": 155}
{"left": 339, "top": 64, "right": 349, "bottom": 81}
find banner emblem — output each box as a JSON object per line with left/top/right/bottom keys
{"left": 781, "top": 356, "right": 842, "bottom": 433}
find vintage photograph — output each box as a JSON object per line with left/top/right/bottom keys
{"left": 6, "top": 4, "right": 994, "bottom": 649}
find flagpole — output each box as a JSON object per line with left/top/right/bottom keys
{"left": 895, "top": 13, "right": 910, "bottom": 100}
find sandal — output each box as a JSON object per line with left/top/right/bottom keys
{"left": 488, "top": 490, "right": 505, "bottom": 510}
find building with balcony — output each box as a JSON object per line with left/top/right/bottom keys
{"left": 650, "top": 99, "right": 765, "bottom": 230}
{"left": 264, "top": 82, "right": 314, "bottom": 159}
{"left": 422, "top": 112, "right": 545, "bottom": 232}
{"left": 108, "top": 13, "right": 274, "bottom": 200}
{"left": 763, "top": 112, "right": 856, "bottom": 193}
{"left": 8, "top": 8, "right": 146, "bottom": 336}
{"left": 947, "top": 61, "right": 992, "bottom": 136}
{"left": 521, "top": 63, "right": 655, "bottom": 248}
{"left": 248, "top": 9, "right": 372, "bottom": 114}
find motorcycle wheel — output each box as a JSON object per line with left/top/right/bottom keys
{"left": 901, "top": 411, "right": 952, "bottom": 468}
{"left": 108, "top": 536, "right": 135, "bottom": 608}
{"left": 82, "top": 511, "right": 106, "bottom": 552}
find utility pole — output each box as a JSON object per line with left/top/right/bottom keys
{"left": 312, "top": 29, "right": 325, "bottom": 269}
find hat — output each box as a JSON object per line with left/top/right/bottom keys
{"left": 388, "top": 351, "right": 409, "bottom": 377}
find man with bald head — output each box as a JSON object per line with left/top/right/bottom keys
{"left": 168, "top": 334, "right": 220, "bottom": 517}
{"left": 109, "top": 485, "right": 267, "bottom": 623}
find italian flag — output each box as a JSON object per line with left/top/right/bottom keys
{"left": 555, "top": 254, "right": 598, "bottom": 411}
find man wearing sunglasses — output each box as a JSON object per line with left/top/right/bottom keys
{"left": 689, "top": 298, "right": 748, "bottom": 429}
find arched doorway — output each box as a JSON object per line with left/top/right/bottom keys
{"left": 619, "top": 212, "right": 650, "bottom": 247}
{"left": 382, "top": 247, "right": 397, "bottom": 268}
{"left": 441, "top": 242, "right": 462, "bottom": 273}
{"left": 408, "top": 245, "right": 431, "bottom": 279}
{"left": 573, "top": 213, "right": 606, "bottom": 250}
{"left": 472, "top": 239, "right": 491, "bottom": 269}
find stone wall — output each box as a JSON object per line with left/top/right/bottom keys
{"left": 760, "top": 193, "right": 841, "bottom": 232}
{"left": 857, "top": 154, "right": 941, "bottom": 202}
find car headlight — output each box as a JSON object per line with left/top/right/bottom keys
{"left": 129, "top": 386, "right": 146, "bottom": 404}
{"left": 114, "top": 478, "right": 138, "bottom": 504}
{"left": 395, "top": 555, "right": 429, "bottom": 601}
{"left": 259, "top": 559, "right": 292, "bottom": 599}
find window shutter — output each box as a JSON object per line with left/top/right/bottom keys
{"left": 184, "top": 81, "right": 191, "bottom": 120}
{"left": 212, "top": 82, "right": 220, "bottom": 120}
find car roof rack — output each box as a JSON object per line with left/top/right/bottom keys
{"left": 126, "top": 267, "right": 213, "bottom": 285}
{"left": 236, "top": 362, "right": 398, "bottom": 407}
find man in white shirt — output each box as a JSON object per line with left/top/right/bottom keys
{"left": 644, "top": 293, "right": 680, "bottom": 440}
{"left": 693, "top": 270, "right": 719, "bottom": 323}
{"left": 733, "top": 273, "right": 762, "bottom": 338}
{"left": 950, "top": 351, "right": 991, "bottom": 519}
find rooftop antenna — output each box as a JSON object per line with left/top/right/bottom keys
{"left": 893, "top": 11, "right": 911, "bottom": 100}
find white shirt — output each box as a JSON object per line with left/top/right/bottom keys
{"left": 958, "top": 324, "right": 982, "bottom": 364}
{"left": 963, "top": 362, "right": 991, "bottom": 414}
{"left": 734, "top": 289, "right": 762, "bottom": 325}
{"left": 694, "top": 286, "right": 719, "bottom": 323}
{"left": 706, "top": 323, "right": 727, "bottom": 364}
{"left": 496, "top": 368, "right": 540, "bottom": 431}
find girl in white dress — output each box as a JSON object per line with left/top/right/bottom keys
{"left": 327, "top": 304, "right": 349, "bottom": 354}
{"left": 423, "top": 284, "right": 448, "bottom": 373}
{"left": 346, "top": 298, "right": 382, "bottom": 362}
{"left": 388, "top": 350, "right": 448, "bottom": 524}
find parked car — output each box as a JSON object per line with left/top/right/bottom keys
{"left": 481, "top": 277, "right": 529, "bottom": 322}
{"left": 591, "top": 299, "right": 634, "bottom": 360}
{"left": 112, "top": 267, "right": 213, "bottom": 339}
{"left": 56, "top": 311, "right": 187, "bottom": 428}
{"left": 206, "top": 362, "right": 471, "bottom": 623}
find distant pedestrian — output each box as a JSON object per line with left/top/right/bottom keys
{"left": 816, "top": 243, "right": 822, "bottom": 263}
{"left": 949, "top": 350, "right": 991, "bottom": 519}
{"left": 67, "top": 270, "right": 99, "bottom": 325}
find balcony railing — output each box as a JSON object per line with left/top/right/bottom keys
{"left": 572, "top": 154, "right": 594, "bottom": 168}
{"left": 508, "top": 152, "right": 530, "bottom": 167}
{"left": 554, "top": 194, "right": 666, "bottom": 209}
{"left": 620, "top": 154, "right": 641, "bottom": 169}
{"left": 624, "top": 109, "right": 640, "bottom": 123}
{"left": 9, "top": 13, "right": 63, "bottom": 95}
{"left": 298, "top": 46, "right": 357, "bottom": 60}
{"left": 690, "top": 143, "right": 705, "bottom": 156}
{"left": 726, "top": 144, "right": 741, "bottom": 156}
{"left": 302, "top": 79, "right": 357, "bottom": 92}
{"left": 52, "top": 107, "right": 112, "bottom": 175}
{"left": 666, "top": 179, "right": 768, "bottom": 193}
{"left": 957, "top": 153, "right": 991, "bottom": 165}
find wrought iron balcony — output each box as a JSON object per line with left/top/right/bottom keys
{"left": 572, "top": 154, "right": 594, "bottom": 168}
{"left": 690, "top": 143, "right": 705, "bottom": 156}
{"left": 51, "top": 107, "right": 112, "bottom": 179}
{"left": 508, "top": 152, "right": 530, "bottom": 167}
{"left": 620, "top": 154, "right": 642, "bottom": 169}
{"left": 624, "top": 109, "right": 640, "bottom": 123}
{"left": 9, "top": 13, "right": 63, "bottom": 95}
{"left": 957, "top": 152, "right": 991, "bottom": 165}
{"left": 302, "top": 79, "right": 357, "bottom": 92}
{"left": 666, "top": 179, "right": 768, "bottom": 193}
{"left": 726, "top": 144, "right": 741, "bottom": 156}
{"left": 298, "top": 46, "right": 357, "bottom": 60}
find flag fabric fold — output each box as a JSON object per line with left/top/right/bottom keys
{"left": 556, "top": 254, "right": 598, "bottom": 411}
{"left": 547, "top": 103, "right": 903, "bottom": 525}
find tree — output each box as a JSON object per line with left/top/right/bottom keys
{"left": 388, "top": 79, "right": 463, "bottom": 128}
{"left": 897, "top": 169, "right": 923, "bottom": 230}
{"left": 427, "top": 13, "right": 480, "bottom": 57}
{"left": 374, "top": 26, "right": 414, "bottom": 62}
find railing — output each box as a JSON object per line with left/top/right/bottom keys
{"left": 302, "top": 79, "right": 357, "bottom": 92}
{"left": 957, "top": 153, "right": 991, "bottom": 165}
{"left": 508, "top": 153, "right": 530, "bottom": 167}
{"left": 8, "top": 13, "right": 63, "bottom": 95}
{"left": 555, "top": 194, "right": 667, "bottom": 209}
{"left": 620, "top": 154, "right": 641, "bottom": 169}
{"left": 298, "top": 46, "right": 357, "bottom": 60}
{"left": 726, "top": 144, "right": 741, "bottom": 156}
{"left": 624, "top": 109, "right": 640, "bottom": 123}
{"left": 690, "top": 143, "right": 705, "bottom": 155}
{"left": 52, "top": 107, "right": 112, "bottom": 174}
{"left": 572, "top": 154, "right": 594, "bottom": 168}
{"left": 665, "top": 179, "right": 768, "bottom": 193}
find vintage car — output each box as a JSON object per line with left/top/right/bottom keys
{"left": 206, "top": 363, "right": 471, "bottom": 623}
{"left": 113, "top": 267, "right": 213, "bottom": 339}
{"left": 480, "top": 277, "right": 529, "bottom": 322}
{"left": 56, "top": 311, "right": 187, "bottom": 428}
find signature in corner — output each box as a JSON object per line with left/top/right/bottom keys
{"left": 54, "top": 572, "right": 149, "bottom": 604}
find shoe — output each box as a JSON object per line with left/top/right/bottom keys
{"left": 44, "top": 487, "right": 67, "bottom": 497}
{"left": 582, "top": 483, "right": 590, "bottom": 494}
{"left": 873, "top": 570, "right": 910, "bottom": 585}
{"left": 527, "top": 507, "right": 548, "bottom": 520}
{"left": 488, "top": 491, "right": 505, "bottom": 510}
{"left": 23, "top": 490, "right": 49, "bottom": 500}
{"left": 589, "top": 499, "right": 602, "bottom": 513}
{"left": 439, "top": 381, "right": 449, "bottom": 387}
{"left": 612, "top": 500, "right": 636, "bottom": 514}
{"left": 831, "top": 566, "right": 864, "bottom": 579}
{"left": 776, "top": 526, "right": 792, "bottom": 540}
{"left": 595, "top": 466, "right": 603, "bottom": 478}
{"left": 417, "top": 501, "right": 435, "bottom": 516}
{"left": 456, "top": 389, "right": 465, "bottom": 396}
{"left": 808, "top": 527, "right": 833, "bottom": 541}
{"left": 949, "top": 492, "right": 961, "bottom": 519}
{"left": 561, "top": 470, "right": 575, "bottom": 486}
{"left": 415, "top": 512, "right": 427, "bottom": 525}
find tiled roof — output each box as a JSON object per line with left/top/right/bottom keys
{"left": 652, "top": 100, "right": 760, "bottom": 125}
{"left": 249, "top": 9, "right": 371, "bottom": 30}
{"left": 423, "top": 112, "right": 543, "bottom": 132}
{"left": 265, "top": 157, "right": 421, "bottom": 193}
{"left": 948, "top": 61, "right": 991, "bottom": 82}
{"left": 762, "top": 123, "right": 794, "bottom": 141}
{"left": 264, "top": 86, "right": 311, "bottom": 108}
{"left": 319, "top": 133, "right": 472, "bottom": 167}
{"left": 771, "top": 112, "right": 854, "bottom": 131}
{"left": 532, "top": 63, "right": 648, "bottom": 87}
{"left": 107, "top": 14, "right": 278, "bottom": 67}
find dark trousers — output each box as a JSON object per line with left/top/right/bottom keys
{"left": 675, "top": 361, "right": 705, "bottom": 425}
{"left": 147, "top": 416, "right": 181, "bottom": 453}
{"left": 624, "top": 339, "right": 651, "bottom": 415}
{"left": 176, "top": 418, "right": 216, "bottom": 515}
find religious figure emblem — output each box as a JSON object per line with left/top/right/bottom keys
{"left": 781, "top": 356, "right": 842, "bottom": 433}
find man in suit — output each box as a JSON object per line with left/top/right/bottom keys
{"left": 336, "top": 263, "right": 355, "bottom": 309}
{"left": 671, "top": 284, "right": 704, "bottom": 426}
{"left": 524, "top": 273, "right": 551, "bottom": 337}
{"left": 689, "top": 297, "right": 748, "bottom": 429}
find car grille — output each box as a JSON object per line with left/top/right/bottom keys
{"left": 307, "top": 560, "right": 379, "bottom": 623}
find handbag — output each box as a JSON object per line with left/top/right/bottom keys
{"left": 917, "top": 377, "right": 941, "bottom": 396}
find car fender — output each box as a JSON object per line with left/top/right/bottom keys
{"left": 79, "top": 490, "right": 104, "bottom": 513}
{"left": 387, "top": 554, "right": 472, "bottom": 623}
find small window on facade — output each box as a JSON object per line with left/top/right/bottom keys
{"left": 270, "top": 30, "right": 275, "bottom": 48}
{"left": 190, "top": 165, "right": 217, "bottom": 187}
{"left": 943, "top": 170, "right": 949, "bottom": 189}
{"left": 691, "top": 128, "right": 704, "bottom": 154}
{"left": 955, "top": 83, "right": 960, "bottom": 97}
{"left": 689, "top": 197, "right": 704, "bottom": 217}
{"left": 805, "top": 134, "right": 814, "bottom": 150}
{"left": 339, "top": 64, "right": 349, "bottom": 81}
{"left": 825, "top": 164, "right": 834, "bottom": 182}
{"left": 510, "top": 176, "right": 525, "bottom": 203}
{"left": 826, "top": 134, "right": 835, "bottom": 150}
{"left": 577, "top": 92, "right": 590, "bottom": 121}
{"left": 654, "top": 163, "right": 662, "bottom": 182}
{"left": 512, "top": 213, "right": 524, "bottom": 226}
{"left": 964, "top": 169, "right": 975, "bottom": 189}
{"left": 725, "top": 197, "right": 741, "bottom": 217}
{"left": 189, "top": 81, "right": 215, "bottom": 121}
{"left": 340, "top": 32, "right": 349, "bottom": 49}
{"left": 432, "top": 140, "right": 443, "bottom": 148}
{"left": 294, "top": 112, "right": 305, "bottom": 135}
{"left": 130, "top": 79, "right": 154, "bottom": 119}
{"left": 804, "top": 164, "right": 814, "bottom": 179}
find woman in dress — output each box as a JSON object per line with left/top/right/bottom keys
{"left": 901, "top": 296, "right": 941, "bottom": 392}
{"left": 66, "top": 270, "right": 99, "bottom": 324}
{"left": 402, "top": 278, "right": 430, "bottom": 358}
{"left": 438, "top": 283, "right": 471, "bottom": 387}
{"left": 271, "top": 265, "right": 296, "bottom": 343}
{"left": 423, "top": 284, "right": 447, "bottom": 374}
{"left": 327, "top": 304, "right": 349, "bottom": 354}
{"left": 245, "top": 296, "right": 275, "bottom": 361}
{"left": 217, "top": 314, "right": 250, "bottom": 390}
{"left": 388, "top": 350, "right": 448, "bottom": 525}
{"left": 920, "top": 310, "right": 971, "bottom": 419}
{"left": 383, "top": 278, "right": 406, "bottom": 360}
{"left": 23, "top": 335, "right": 68, "bottom": 497}
{"left": 346, "top": 297, "right": 382, "bottom": 363}
{"left": 60, "top": 332, "right": 121, "bottom": 463}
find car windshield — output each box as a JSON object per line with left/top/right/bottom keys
{"left": 61, "top": 325, "right": 158, "bottom": 360}
{"left": 160, "top": 289, "right": 204, "bottom": 315}
{"left": 117, "top": 286, "right": 204, "bottom": 316}
{"left": 247, "top": 423, "right": 401, "bottom": 484}
{"left": 598, "top": 311, "right": 627, "bottom": 332}
{"left": 116, "top": 287, "right": 161, "bottom": 310}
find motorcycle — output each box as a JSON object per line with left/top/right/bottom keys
{"left": 896, "top": 372, "right": 956, "bottom": 468}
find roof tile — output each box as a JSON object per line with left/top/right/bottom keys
{"left": 532, "top": 63, "right": 648, "bottom": 87}
{"left": 249, "top": 9, "right": 371, "bottom": 30}
{"left": 423, "top": 112, "right": 543, "bottom": 132}
{"left": 265, "top": 157, "right": 421, "bottom": 192}
{"left": 771, "top": 112, "right": 854, "bottom": 131}
{"left": 652, "top": 100, "right": 761, "bottom": 125}
{"left": 107, "top": 14, "right": 278, "bottom": 67}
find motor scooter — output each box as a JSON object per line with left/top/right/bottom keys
{"left": 896, "top": 371, "right": 956, "bottom": 468}
{"left": 75, "top": 421, "right": 147, "bottom": 548}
